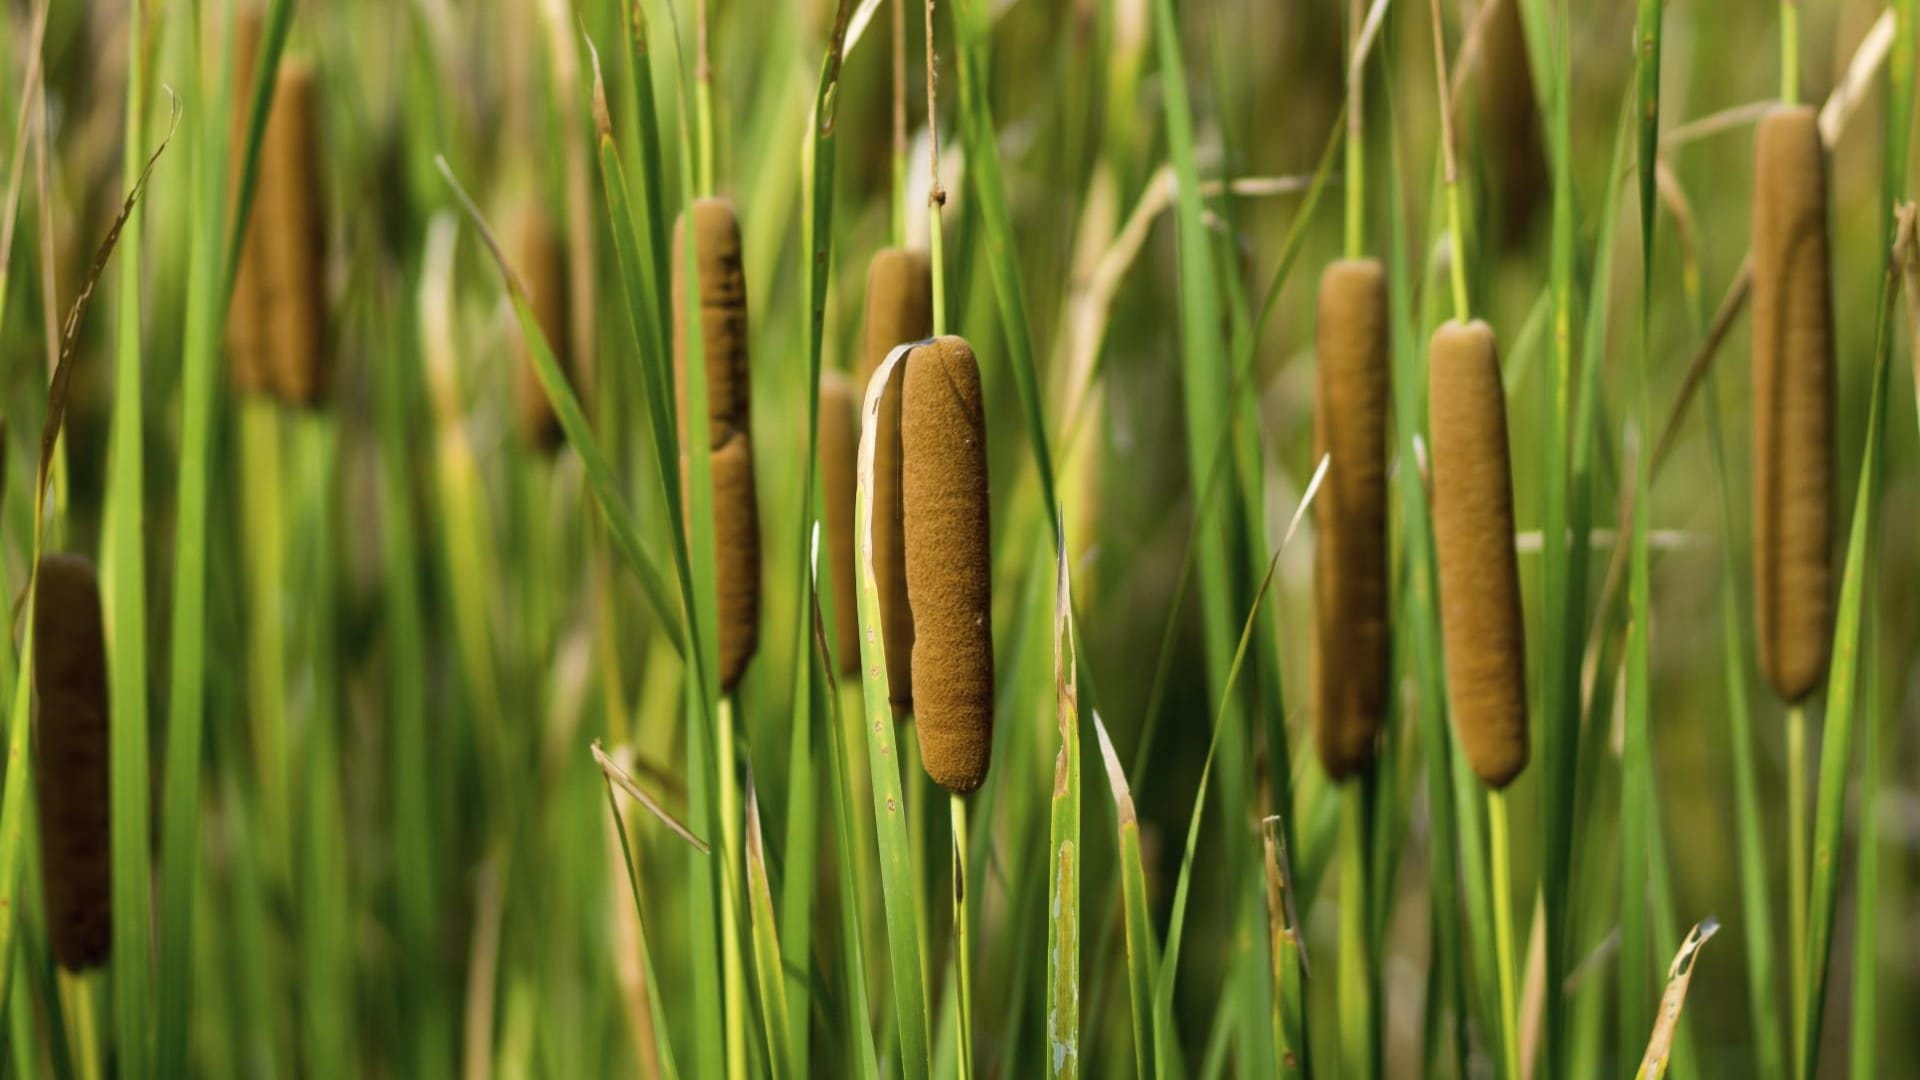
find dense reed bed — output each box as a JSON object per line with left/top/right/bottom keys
{"left": 0, "top": 0, "right": 1916, "bottom": 1076}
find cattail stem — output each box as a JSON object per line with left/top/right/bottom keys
{"left": 1429, "top": 0, "right": 1470, "bottom": 322}
{"left": 1337, "top": 785, "right": 1375, "bottom": 1077}
{"left": 716, "top": 695, "right": 748, "bottom": 1080}
{"left": 1345, "top": 0, "right": 1366, "bottom": 258}
{"left": 695, "top": 0, "right": 716, "bottom": 196}
{"left": 1490, "top": 790, "right": 1521, "bottom": 1080}
{"left": 1787, "top": 701, "right": 1808, "bottom": 1068}
{"left": 892, "top": 0, "right": 909, "bottom": 247}
{"left": 950, "top": 792, "right": 974, "bottom": 1080}
{"left": 1782, "top": 0, "right": 1801, "bottom": 105}
{"left": 59, "top": 971, "right": 101, "bottom": 1080}
{"left": 927, "top": 0, "right": 948, "bottom": 335}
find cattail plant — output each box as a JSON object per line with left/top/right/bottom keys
{"left": 1749, "top": 104, "right": 1832, "bottom": 705}
{"left": 228, "top": 47, "right": 329, "bottom": 407}
{"left": 512, "top": 204, "right": 574, "bottom": 450}
{"left": 33, "top": 554, "right": 111, "bottom": 972}
{"left": 1427, "top": 319, "right": 1528, "bottom": 789}
{"left": 899, "top": 336, "right": 994, "bottom": 794}
{"left": 674, "top": 197, "right": 759, "bottom": 691}
{"left": 862, "top": 247, "right": 933, "bottom": 709}
{"left": 1311, "top": 258, "right": 1390, "bottom": 780}
{"left": 820, "top": 369, "right": 862, "bottom": 674}
{"left": 1465, "top": 0, "right": 1545, "bottom": 244}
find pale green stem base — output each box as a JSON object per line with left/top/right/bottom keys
{"left": 1490, "top": 791, "right": 1521, "bottom": 1080}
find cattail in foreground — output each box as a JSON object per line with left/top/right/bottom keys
{"left": 512, "top": 204, "right": 574, "bottom": 450}
{"left": 1750, "top": 104, "right": 1833, "bottom": 704}
{"left": 229, "top": 55, "right": 330, "bottom": 407}
{"left": 1427, "top": 320, "right": 1528, "bottom": 788}
{"left": 901, "top": 336, "right": 994, "bottom": 794}
{"left": 1311, "top": 258, "right": 1390, "bottom": 780}
{"left": 673, "top": 198, "right": 759, "bottom": 691}
{"left": 863, "top": 249, "right": 933, "bottom": 708}
{"left": 1467, "top": 0, "right": 1545, "bottom": 245}
{"left": 33, "top": 554, "right": 111, "bottom": 972}
{"left": 820, "top": 370, "right": 863, "bottom": 674}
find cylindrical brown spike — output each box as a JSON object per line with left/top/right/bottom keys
{"left": 1751, "top": 104, "right": 1833, "bottom": 704}
{"left": 33, "top": 554, "right": 111, "bottom": 972}
{"left": 1311, "top": 258, "right": 1391, "bottom": 781}
{"left": 862, "top": 249, "right": 932, "bottom": 708}
{"left": 1428, "top": 320, "right": 1528, "bottom": 789}
{"left": 901, "top": 336, "right": 994, "bottom": 794}
{"left": 710, "top": 432, "right": 762, "bottom": 693}
{"left": 1470, "top": 0, "right": 1545, "bottom": 246}
{"left": 820, "top": 370, "right": 863, "bottom": 675}
{"left": 257, "top": 61, "right": 329, "bottom": 407}
{"left": 673, "top": 198, "right": 750, "bottom": 449}
{"left": 226, "top": 7, "right": 270, "bottom": 396}
{"left": 513, "top": 204, "right": 573, "bottom": 450}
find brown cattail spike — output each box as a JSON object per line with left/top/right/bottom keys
{"left": 672, "top": 198, "right": 759, "bottom": 692}
{"left": 1311, "top": 258, "right": 1391, "bottom": 780}
{"left": 863, "top": 249, "right": 932, "bottom": 708}
{"left": 240, "top": 60, "right": 329, "bottom": 407}
{"left": 513, "top": 205, "right": 574, "bottom": 450}
{"left": 1428, "top": 320, "right": 1528, "bottom": 789}
{"left": 901, "top": 336, "right": 994, "bottom": 794}
{"left": 1751, "top": 104, "right": 1833, "bottom": 704}
{"left": 226, "top": 7, "right": 270, "bottom": 395}
{"left": 1467, "top": 0, "right": 1545, "bottom": 245}
{"left": 673, "top": 198, "right": 750, "bottom": 447}
{"left": 33, "top": 554, "right": 111, "bottom": 972}
{"left": 820, "top": 370, "right": 863, "bottom": 675}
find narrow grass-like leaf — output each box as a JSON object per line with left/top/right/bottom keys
{"left": 593, "top": 742, "right": 710, "bottom": 853}
{"left": 1635, "top": 919, "right": 1720, "bottom": 1080}
{"left": 1092, "top": 715, "right": 1156, "bottom": 1078}
{"left": 744, "top": 774, "right": 796, "bottom": 1080}
{"left": 1047, "top": 539, "right": 1081, "bottom": 1078}
{"left": 602, "top": 766, "right": 683, "bottom": 1080}
{"left": 1800, "top": 226, "right": 1901, "bottom": 1080}
{"left": 853, "top": 345, "right": 932, "bottom": 1080}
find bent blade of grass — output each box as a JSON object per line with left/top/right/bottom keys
{"left": 745, "top": 774, "right": 796, "bottom": 1080}
{"left": 854, "top": 345, "right": 932, "bottom": 1080}
{"left": 1635, "top": 919, "right": 1720, "bottom": 1080}
{"left": 593, "top": 742, "right": 711, "bottom": 853}
{"left": 1092, "top": 714, "right": 1157, "bottom": 1078}
{"left": 1801, "top": 229, "right": 1901, "bottom": 1080}
{"left": 1048, "top": 538, "right": 1081, "bottom": 1078}
{"left": 437, "top": 157, "right": 684, "bottom": 656}
{"left": 602, "top": 769, "right": 684, "bottom": 1080}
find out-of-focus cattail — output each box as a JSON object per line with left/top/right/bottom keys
{"left": 1311, "top": 258, "right": 1390, "bottom": 780}
{"left": 820, "top": 370, "right": 862, "bottom": 674}
{"left": 1427, "top": 320, "right": 1528, "bottom": 789}
{"left": 901, "top": 336, "right": 994, "bottom": 794}
{"left": 227, "top": 7, "right": 270, "bottom": 395}
{"left": 672, "top": 198, "right": 759, "bottom": 692}
{"left": 1466, "top": 0, "right": 1545, "bottom": 245}
{"left": 228, "top": 51, "right": 329, "bottom": 407}
{"left": 33, "top": 554, "right": 110, "bottom": 972}
{"left": 512, "top": 204, "right": 574, "bottom": 450}
{"left": 862, "top": 249, "right": 932, "bottom": 708}
{"left": 673, "top": 198, "right": 750, "bottom": 445}
{"left": 1751, "top": 104, "right": 1833, "bottom": 704}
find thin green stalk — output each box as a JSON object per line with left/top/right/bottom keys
{"left": 1786, "top": 701, "right": 1808, "bottom": 1066}
{"left": 952, "top": 795, "right": 974, "bottom": 1080}
{"left": 717, "top": 697, "right": 748, "bottom": 1080}
{"left": 1046, "top": 547, "right": 1081, "bottom": 1078}
{"left": 695, "top": 0, "right": 716, "bottom": 195}
{"left": 1490, "top": 792, "right": 1521, "bottom": 1080}
{"left": 1337, "top": 786, "right": 1375, "bottom": 1079}
{"left": 1427, "top": 0, "right": 1468, "bottom": 322}
{"left": 1780, "top": 0, "right": 1800, "bottom": 105}
{"left": 1344, "top": 0, "right": 1366, "bottom": 257}
{"left": 1848, "top": 609, "right": 1881, "bottom": 1079}
{"left": 107, "top": 1, "right": 155, "bottom": 1067}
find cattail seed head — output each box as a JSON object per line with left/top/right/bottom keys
{"left": 820, "top": 370, "right": 863, "bottom": 675}
{"left": 1427, "top": 320, "right": 1528, "bottom": 789}
{"left": 1311, "top": 258, "right": 1391, "bottom": 780}
{"left": 709, "top": 432, "right": 761, "bottom": 692}
{"left": 1468, "top": 0, "right": 1545, "bottom": 245}
{"left": 226, "top": 7, "right": 270, "bottom": 396}
{"left": 512, "top": 204, "right": 574, "bottom": 451}
{"left": 33, "top": 554, "right": 110, "bottom": 972}
{"left": 673, "top": 198, "right": 759, "bottom": 692}
{"left": 228, "top": 47, "right": 329, "bottom": 408}
{"left": 863, "top": 249, "right": 932, "bottom": 707}
{"left": 1751, "top": 104, "right": 1833, "bottom": 704}
{"left": 673, "top": 198, "right": 750, "bottom": 448}
{"left": 901, "top": 336, "right": 994, "bottom": 794}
